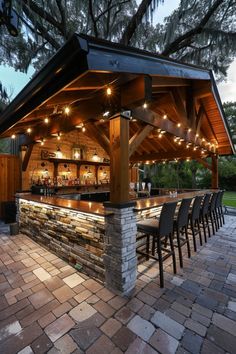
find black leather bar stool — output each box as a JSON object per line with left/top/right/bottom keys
{"left": 137, "top": 201, "right": 177, "bottom": 288}
{"left": 188, "top": 195, "right": 203, "bottom": 252}
{"left": 173, "top": 198, "right": 192, "bottom": 268}
{"left": 208, "top": 192, "right": 218, "bottom": 235}
{"left": 200, "top": 193, "right": 211, "bottom": 240}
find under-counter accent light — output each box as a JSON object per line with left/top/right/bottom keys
{"left": 11, "top": 134, "right": 16, "bottom": 139}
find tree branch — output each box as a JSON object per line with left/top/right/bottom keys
{"left": 89, "top": 0, "right": 98, "bottom": 37}
{"left": 161, "top": 0, "right": 225, "bottom": 56}
{"left": 120, "top": 0, "right": 153, "bottom": 45}
{"left": 22, "top": 0, "right": 64, "bottom": 35}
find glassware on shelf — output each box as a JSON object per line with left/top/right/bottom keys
{"left": 142, "top": 182, "right": 146, "bottom": 190}
{"left": 147, "top": 183, "right": 151, "bottom": 194}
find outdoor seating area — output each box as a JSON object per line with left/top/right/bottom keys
{"left": 136, "top": 191, "right": 226, "bottom": 288}
{"left": 0, "top": 214, "right": 236, "bottom": 353}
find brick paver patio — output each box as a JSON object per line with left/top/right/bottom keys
{"left": 0, "top": 216, "right": 236, "bottom": 354}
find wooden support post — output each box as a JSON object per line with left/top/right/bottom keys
{"left": 211, "top": 155, "right": 218, "bottom": 189}
{"left": 109, "top": 114, "right": 129, "bottom": 204}
{"left": 22, "top": 144, "right": 34, "bottom": 172}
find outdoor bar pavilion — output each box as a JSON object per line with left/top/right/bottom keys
{"left": 0, "top": 34, "right": 234, "bottom": 295}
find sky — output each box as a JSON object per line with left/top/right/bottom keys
{"left": 0, "top": 0, "right": 235, "bottom": 103}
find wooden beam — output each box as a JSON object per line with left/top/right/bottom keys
{"left": 196, "top": 157, "right": 211, "bottom": 170}
{"left": 121, "top": 75, "right": 152, "bottom": 107}
{"left": 129, "top": 125, "right": 154, "bottom": 158}
{"left": 132, "top": 107, "right": 210, "bottom": 150}
{"left": 152, "top": 77, "right": 190, "bottom": 87}
{"left": 130, "top": 149, "right": 212, "bottom": 163}
{"left": 170, "top": 88, "right": 188, "bottom": 126}
{"left": 22, "top": 144, "right": 34, "bottom": 172}
{"left": 186, "top": 86, "right": 197, "bottom": 129}
{"left": 194, "top": 82, "right": 212, "bottom": 99}
{"left": 196, "top": 105, "right": 205, "bottom": 135}
{"left": 84, "top": 122, "right": 110, "bottom": 155}
{"left": 109, "top": 114, "right": 129, "bottom": 203}
{"left": 211, "top": 154, "right": 218, "bottom": 189}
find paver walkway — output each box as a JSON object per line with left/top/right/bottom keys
{"left": 0, "top": 216, "right": 236, "bottom": 354}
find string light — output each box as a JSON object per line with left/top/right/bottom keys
{"left": 188, "top": 128, "right": 191, "bottom": 133}
{"left": 143, "top": 102, "right": 148, "bottom": 109}
{"left": 82, "top": 126, "right": 86, "bottom": 132}
{"left": 11, "top": 134, "right": 16, "bottom": 139}
{"left": 44, "top": 117, "right": 49, "bottom": 124}
{"left": 103, "top": 111, "right": 110, "bottom": 117}
{"left": 177, "top": 123, "right": 181, "bottom": 128}
{"left": 27, "top": 128, "right": 32, "bottom": 134}
{"left": 163, "top": 114, "right": 167, "bottom": 119}
{"left": 64, "top": 106, "right": 70, "bottom": 115}
{"left": 106, "top": 87, "right": 112, "bottom": 95}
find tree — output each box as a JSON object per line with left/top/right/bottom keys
{"left": 223, "top": 101, "right": 236, "bottom": 143}
{"left": 0, "top": 0, "right": 235, "bottom": 79}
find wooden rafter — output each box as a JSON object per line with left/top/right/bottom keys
{"left": 152, "top": 77, "right": 190, "bottom": 87}
{"left": 170, "top": 88, "right": 188, "bottom": 126}
{"left": 84, "top": 122, "right": 110, "bottom": 155}
{"left": 22, "top": 143, "right": 34, "bottom": 172}
{"left": 129, "top": 124, "right": 154, "bottom": 158}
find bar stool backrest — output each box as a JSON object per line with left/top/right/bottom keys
{"left": 215, "top": 191, "right": 221, "bottom": 208}
{"left": 219, "top": 190, "right": 224, "bottom": 206}
{"left": 159, "top": 201, "right": 178, "bottom": 237}
{"left": 190, "top": 195, "right": 203, "bottom": 221}
{"left": 176, "top": 198, "right": 192, "bottom": 228}
{"left": 202, "top": 193, "right": 211, "bottom": 216}
{"left": 209, "top": 193, "right": 218, "bottom": 212}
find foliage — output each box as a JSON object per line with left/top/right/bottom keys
{"left": 223, "top": 101, "right": 236, "bottom": 143}
{"left": 223, "top": 191, "right": 236, "bottom": 207}
{"left": 0, "top": 0, "right": 235, "bottom": 80}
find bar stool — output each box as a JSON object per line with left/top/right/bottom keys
{"left": 188, "top": 195, "right": 203, "bottom": 252}
{"left": 173, "top": 198, "right": 192, "bottom": 268}
{"left": 200, "top": 193, "right": 211, "bottom": 240}
{"left": 208, "top": 192, "right": 218, "bottom": 235}
{"left": 136, "top": 201, "right": 177, "bottom": 288}
{"left": 215, "top": 190, "right": 225, "bottom": 227}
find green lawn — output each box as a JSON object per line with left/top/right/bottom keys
{"left": 223, "top": 191, "right": 236, "bottom": 208}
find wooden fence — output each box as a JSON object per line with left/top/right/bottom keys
{"left": 0, "top": 154, "right": 21, "bottom": 218}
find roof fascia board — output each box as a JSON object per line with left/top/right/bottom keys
{"left": 86, "top": 41, "right": 210, "bottom": 81}
{"left": 209, "top": 71, "right": 235, "bottom": 154}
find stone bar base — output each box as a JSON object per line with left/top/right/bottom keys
{"left": 103, "top": 204, "right": 137, "bottom": 295}
{"left": 17, "top": 198, "right": 105, "bottom": 280}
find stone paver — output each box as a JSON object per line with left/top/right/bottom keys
{"left": 149, "top": 328, "right": 179, "bottom": 354}
{"left": 0, "top": 215, "right": 235, "bottom": 353}
{"left": 151, "top": 311, "right": 185, "bottom": 340}
{"left": 127, "top": 315, "right": 155, "bottom": 341}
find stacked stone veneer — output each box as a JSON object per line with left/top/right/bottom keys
{"left": 18, "top": 199, "right": 105, "bottom": 280}
{"left": 103, "top": 205, "right": 137, "bottom": 295}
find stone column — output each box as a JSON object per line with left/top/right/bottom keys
{"left": 103, "top": 202, "right": 137, "bottom": 296}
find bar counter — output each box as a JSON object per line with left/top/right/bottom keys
{"left": 134, "top": 190, "right": 211, "bottom": 211}
{"left": 16, "top": 189, "right": 214, "bottom": 282}
{"left": 16, "top": 193, "right": 113, "bottom": 216}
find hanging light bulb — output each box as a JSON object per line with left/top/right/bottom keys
{"left": 106, "top": 87, "right": 112, "bottom": 95}
{"left": 82, "top": 126, "right": 86, "bottom": 132}
{"left": 143, "top": 102, "right": 148, "bottom": 109}
{"left": 44, "top": 117, "right": 49, "bottom": 124}
{"left": 11, "top": 134, "right": 16, "bottom": 139}
{"left": 64, "top": 106, "right": 70, "bottom": 115}
{"left": 27, "top": 128, "right": 32, "bottom": 134}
